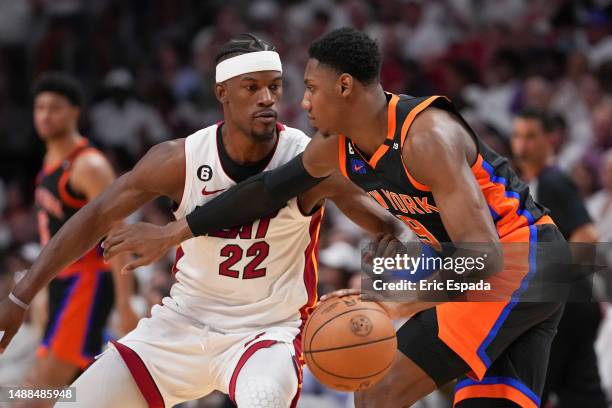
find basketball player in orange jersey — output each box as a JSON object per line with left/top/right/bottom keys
{"left": 103, "top": 28, "right": 569, "bottom": 407}
{"left": 25, "top": 74, "right": 138, "bottom": 391}
{"left": 0, "top": 35, "right": 405, "bottom": 407}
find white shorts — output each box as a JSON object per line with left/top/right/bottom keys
{"left": 107, "top": 301, "right": 304, "bottom": 407}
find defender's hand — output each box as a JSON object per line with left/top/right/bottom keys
{"left": 103, "top": 222, "right": 181, "bottom": 272}
{"left": 0, "top": 297, "right": 27, "bottom": 353}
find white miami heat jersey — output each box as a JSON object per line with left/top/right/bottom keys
{"left": 169, "top": 122, "right": 322, "bottom": 333}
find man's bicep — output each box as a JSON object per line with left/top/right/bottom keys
{"left": 127, "top": 139, "right": 186, "bottom": 201}
{"left": 405, "top": 128, "right": 497, "bottom": 243}
{"left": 92, "top": 140, "right": 187, "bottom": 221}
{"left": 432, "top": 174, "right": 497, "bottom": 243}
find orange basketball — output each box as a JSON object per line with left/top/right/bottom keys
{"left": 303, "top": 295, "right": 397, "bottom": 392}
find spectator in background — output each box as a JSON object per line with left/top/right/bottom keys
{"left": 511, "top": 109, "right": 606, "bottom": 408}
{"left": 465, "top": 48, "right": 523, "bottom": 135}
{"left": 583, "top": 99, "right": 612, "bottom": 180}
{"left": 522, "top": 76, "right": 553, "bottom": 112}
{"left": 583, "top": 10, "right": 612, "bottom": 70}
{"left": 90, "top": 68, "right": 170, "bottom": 171}
{"left": 587, "top": 149, "right": 612, "bottom": 243}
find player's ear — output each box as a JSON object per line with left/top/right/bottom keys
{"left": 215, "top": 83, "right": 228, "bottom": 104}
{"left": 338, "top": 74, "right": 353, "bottom": 98}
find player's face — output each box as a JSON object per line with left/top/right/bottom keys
{"left": 511, "top": 118, "right": 549, "bottom": 166}
{"left": 302, "top": 58, "right": 344, "bottom": 137}
{"left": 221, "top": 71, "right": 282, "bottom": 141}
{"left": 33, "top": 92, "right": 79, "bottom": 140}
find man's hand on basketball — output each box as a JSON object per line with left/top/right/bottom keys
{"left": 103, "top": 222, "right": 183, "bottom": 272}
{"left": 0, "top": 297, "right": 27, "bottom": 353}
{"left": 320, "top": 288, "right": 362, "bottom": 302}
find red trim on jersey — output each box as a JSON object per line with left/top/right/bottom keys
{"left": 58, "top": 169, "right": 88, "bottom": 208}
{"left": 42, "top": 138, "right": 88, "bottom": 175}
{"left": 171, "top": 246, "right": 184, "bottom": 275}
{"left": 229, "top": 339, "right": 278, "bottom": 403}
{"left": 58, "top": 147, "right": 106, "bottom": 208}
{"left": 294, "top": 207, "right": 323, "bottom": 357}
{"left": 112, "top": 340, "right": 165, "bottom": 408}
{"left": 289, "top": 352, "right": 304, "bottom": 408}
{"left": 243, "top": 331, "right": 266, "bottom": 348}
{"left": 288, "top": 207, "right": 323, "bottom": 407}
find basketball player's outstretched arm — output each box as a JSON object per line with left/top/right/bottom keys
{"left": 102, "top": 132, "right": 343, "bottom": 262}
{"left": 101, "top": 133, "right": 411, "bottom": 267}
{"left": 0, "top": 140, "right": 186, "bottom": 351}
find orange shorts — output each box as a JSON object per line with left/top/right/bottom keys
{"left": 38, "top": 267, "right": 113, "bottom": 369}
{"left": 398, "top": 217, "right": 566, "bottom": 407}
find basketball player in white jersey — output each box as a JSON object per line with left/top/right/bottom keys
{"left": 0, "top": 34, "right": 405, "bottom": 407}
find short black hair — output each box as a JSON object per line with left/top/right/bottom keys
{"left": 215, "top": 33, "right": 276, "bottom": 65}
{"left": 308, "top": 27, "right": 381, "bottom": 84}
{"left": 516, "top": 108, "right": 555, "bottom": 132}
{"left": 31, "top": 72, "right": 83, "bottom": 107}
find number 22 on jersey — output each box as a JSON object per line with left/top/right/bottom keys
{"left": 215, "top": 210, "right": 279, "bottom": 279}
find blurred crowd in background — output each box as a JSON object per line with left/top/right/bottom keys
{"left": 0, "top": 0, "right": 611, "bottom": 407}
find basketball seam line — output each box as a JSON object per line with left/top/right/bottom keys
{"left": 307, "top": 307, "right": 390, "bottom": 354}
{"left": 304, "top": 335, "right": 397, "bottom": 354}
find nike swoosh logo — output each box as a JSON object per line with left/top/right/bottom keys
{"left": 202, "top": 186, "right": 226, "bottom": 196}
{"left": 354, "top": 165, "right": 364, "bottom": 171}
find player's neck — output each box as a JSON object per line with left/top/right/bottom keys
{"left": 342, "top": 86, "right": 388, "bottom": 157}
{"left": 221, "top": 122, "right": 277, "bottom": 165}
{"left": 45, "top": 132, "right": 84, "bottom": 163}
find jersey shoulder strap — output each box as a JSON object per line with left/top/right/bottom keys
{"left": 393, "top": 94, "right": 453, "bottom": 146}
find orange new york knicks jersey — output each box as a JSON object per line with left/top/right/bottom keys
{"left": 338, "top": 93, "right": 552, "bottom": 246}
{"left": 35, "top": 138, "right": 107, "bottom": 277}
{"left": 338, "top": 93, "right": 557, "bottom": 380}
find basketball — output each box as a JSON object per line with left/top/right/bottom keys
{"left": 303, "top": 295, "right": 397, "bottom": 392}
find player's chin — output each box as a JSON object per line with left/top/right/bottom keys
{"left": 251, "top": 126, "right": 276, "bottom": 142}
{"left": 36, "top": 130, "right": 55, "bottom": 140}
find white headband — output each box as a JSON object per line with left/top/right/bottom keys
{"left": 215, "top": 51, "right": 282, "bottom": 83}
